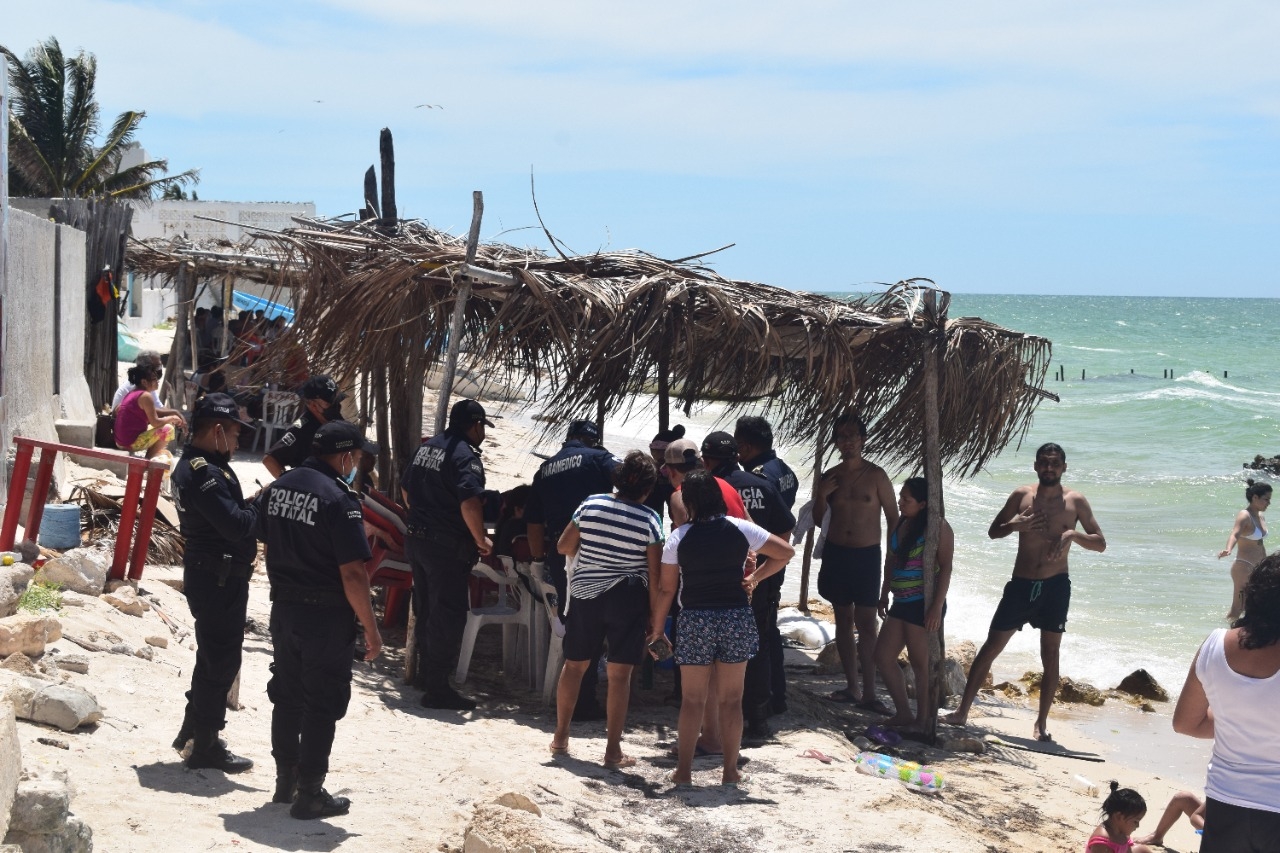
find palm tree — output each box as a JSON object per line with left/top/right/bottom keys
{"left": 1, "top": 36, "right": 199, "bottom": 199}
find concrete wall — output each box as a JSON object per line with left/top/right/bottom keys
{"left": 130, "top": 199, "right": 315, "bottom": 242}
{"left": 55, "top": 224, "right": 93, "bottom": 422}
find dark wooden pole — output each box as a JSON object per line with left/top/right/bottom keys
{"left": 921, "top": 289, "right": 947, "bottom": 744}
{"left": 379, "top": 129, "right": 397, "bottom": 232}
{"left": 656, "top": 348, "right": 670, "bottom": 434}
{"left": 797, "top": 437, "right": 826, "bottom": 615}
{"left": 362, "top": 166, "right": 380, "bottom": 221}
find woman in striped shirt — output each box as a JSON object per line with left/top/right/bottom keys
{"left": 550, "top": 451, "right": 664, "bottom": 769}
{"left": 874, "top": 477, "right": 954, "bottom": 731}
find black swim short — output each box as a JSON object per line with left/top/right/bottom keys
{"left": 989, "top": 574, "right": 1071, "bottom": 633}
{"left": 1201, "top": 797, "right": 1280, "bottom": 852}
{"left": 563, "top": 578, "right": 649, "bottom": 666}
{"left": 886, "top": 598, "right": 947, "bottom": 629}
{"left": 817, "top": 543, "right": 881, "bottom": 608}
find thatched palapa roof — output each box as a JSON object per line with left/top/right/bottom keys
{"left": 129, "top": 216, "right": 1053, "bottom": 477}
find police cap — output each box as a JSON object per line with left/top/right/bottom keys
{"left": 300, "top": 375, "right": 347, "bottom": 404}
{"left": 313, "top": 421, "right": 377, "bottom": 456}
{"left": 191, "top": 392, "right": 253, "bottom": 427}
{"left": 449, "top": 398, "right": 495, "bottom": 429}
{"left": 701, "top": 431, "right": 738, "bottom": 460}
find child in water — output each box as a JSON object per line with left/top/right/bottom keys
{"left": 1087, "top": 783, "right": 1153, "bottom": 853}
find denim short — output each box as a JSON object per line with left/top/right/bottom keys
{"left": 674, "top": 606, "right": 759, "bottom": 666}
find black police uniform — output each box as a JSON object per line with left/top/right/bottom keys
{"left": 526, "top": 439, "right": 620, "bottom": 616}
{"left": 266, "top": 411, "right": 340, "bottom": 471}
{"left": 400, "top": 429, "right": 486, "bottom": 699}
{"left": 740, "top": 449, "right": 800, "bottom": 510}
{"left": 171, "top": 445, "right": 259, "bottom": 753}
{"left": 709, "top": 459, "right": 797, "bottom": 723}
{"left": 255, "top": 459, "right": 371, "bottom": 791}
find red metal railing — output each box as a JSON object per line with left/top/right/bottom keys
{"left": 1, "top": 437, "right": 168, "bottom": 581}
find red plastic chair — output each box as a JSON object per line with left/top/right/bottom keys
{"left": 362, "top": 504, "right": 412, "bottom": 628}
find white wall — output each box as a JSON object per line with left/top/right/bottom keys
{"left": 130, "top": 199, "right": 315, "bottom": 242}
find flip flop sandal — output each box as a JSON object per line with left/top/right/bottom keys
{"left": 799, "top": 748, "right": 834, "bottom": 764}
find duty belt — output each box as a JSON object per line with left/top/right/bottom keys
{"left": 185, "top": 552, "right": 254, "bottom": 586}
{"left": 269, "top": 585, "right": 349, "bottom": 607}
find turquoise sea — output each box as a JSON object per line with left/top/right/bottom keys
{"left": 597, "top": 294, "right": 1279, "bottom": 697}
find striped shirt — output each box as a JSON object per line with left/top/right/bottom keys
{"left": 569, "top": 494, "right": 664, "bottom": 600}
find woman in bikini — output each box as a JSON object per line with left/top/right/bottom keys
{"left": 1218, "top": 479, "right": 1271, "bottom": 620}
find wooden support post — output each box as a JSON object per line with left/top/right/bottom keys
{"left": 596, "top": 397, "right": 606, "bottom": 444}
{"left": 362, "top": 166, "right": 380, "bottom": 220}
{"left": 656, "top": 348, "right": 670, "bottom": 434}
{"left": 379, "top": 129, "right": 397, "bottom": 233}
{"left": 921, "top": 289, "right": 947, "bottom": 744}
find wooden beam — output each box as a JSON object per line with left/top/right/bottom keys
{"left": 432, "top": 192, "right": 483, "bottom": 433}
{"left": 797, "top": 436, "right": 826, "bottom": 615}
{"left": 921, "top": 288, "right": 946, "bottom": 744}
{"left": 379, "top": 128, "right": 397, "bottom": 232}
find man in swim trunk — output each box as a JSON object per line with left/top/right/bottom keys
{"left": 813, "top": 414, "right": 898, "bottom": 710}
{"left": 944, "top": 443, "right": 1106, "bottom": 741}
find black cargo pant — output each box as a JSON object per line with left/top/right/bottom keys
{"left": 406, "top": 535, "right": 475, "bottom": 693}
{"left": 267, "top": 601, "right": 356, "bottom": 778}
{"left": 743, "top": 569, "right": 786, "bottom": 712}
{"left": 183, "top": 558, "right": 251, "bottom": 731}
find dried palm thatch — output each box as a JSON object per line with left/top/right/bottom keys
{"left": 129, "top": 217, "right": 1052, "bottom": 478}
{"left": 72, "top": 484, "right": 185, "bottom": 565}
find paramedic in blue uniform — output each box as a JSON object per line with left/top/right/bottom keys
{"left": 702, "top": 431, "right": 795, "bottom": 741}
{"left": 400, "top": 399, "right": 493, "bottom": 712}
{"left": 735, "top": 415, "right": 800, "bottom": 714}
{"left": 262, "top": 375, "right": 347, "bottom": 478}
{"left": 170, "top": 393, "right": 258, "bottom": 773}
{"left": 255, "top": 421, "right": 381, "bottom": 820}
{"left": 526, "top": 419, "right": 620, "bottom": 720}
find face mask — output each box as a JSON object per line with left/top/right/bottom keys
{"left": 343, "top": 454, "right": 358, "bottom": 485}
{"left": 208, "top": 425, "right": 233, "bottom": 463}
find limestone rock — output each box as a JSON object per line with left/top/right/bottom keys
{"left": 1114, "top": 669, "right": 1169, "bottom": 702}
{"left": 100, "top": 586, "right": 144, "bottom": 618}
{"left": 495, "top": 791, "right": 541, "bottom": 816}
{"left": 1, "top": 701, "right": 20, "bottom": 839}
{"left": 814, "top": 642, "right": 842, "bottom": 675}
{"left": 0, "top": 672, "right": 103, "bottom": 731}
{"left": 0, "top": 615, "right": 62, "bottom": 657}
{"left": 0, "top": 565, "right": 36, "bottom": 618}
{"left": 7, "top": 779, "right": 70, "bottom": 834}
{"left": 108, "top": 643, "right": 134, "bottom": 656}
{"left": 34, "top": 549, "right": 109, "bottom": 597}
{"left": 49, "top": 654, "right": 88, "bottom": 675}
{"left": 948, "top": 640, "right": 978, "bottom": 676}
{"left": 1057, "top": 677, "right": 1105, "bottom": 706}
{"left": 943, "top": 658, "right": 967, "bottom": 698}
{"left": 939, "top": 736, "right": 985, "bottom": 754}
{"left": 3, "top": 815, "right": 92, "bottom": 853}
{"left": 134, "top": 645, "right": 154, "bottom": 661}
{"left": 144, "top": 635, "right": 169, "bottom": 649}
{"left": 993, "top": 681, "right": 1024, "bottom": 698}
{"left": 0, "top": 654, "right": 38, "bottom": 677}
{"left": 56, "top": 591, "right": 93, "bottom": 609}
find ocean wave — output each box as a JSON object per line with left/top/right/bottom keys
{"left": 1177, "top": 370, "right": 1280, "bottom": 398}
{"left": 1067, "top": 345, "right": 1126, "bottom": 353}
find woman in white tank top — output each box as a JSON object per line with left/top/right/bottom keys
{"left": 1173, "top": 554, "right": 1280, "bottom": 851}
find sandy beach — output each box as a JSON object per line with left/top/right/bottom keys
{"left": 2, "top": 382, "right": 1217, "bottom": 853}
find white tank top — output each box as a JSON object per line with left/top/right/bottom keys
{"left": 1195, "top": 628, "right": 1280, "bottom": 813}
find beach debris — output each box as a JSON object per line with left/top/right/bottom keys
{"left": 35, "top": 548, "right": 109, "bottom": 596}
{"left": 778, "top": 608, "right": 835, "bottom": 649}
{"left": 144, "top": 635, "right": 168, "bottom": 649}
{"left": 1, "top": 652, "right": 40, "bottom": 677}
{"left": 854, "top": 751, "right": 945, "bottom": 794}
{"left": 493, "top": 791, "right": 541, "bottom": 817}
{"left": 799, "top": 748, "right": 835, "bottom": 764}
{"left": 0, "top": 562, "right": 36, "bottom": 616}
{"left": 1114, "top": 669, "right": 1168, "bottom": 702}
{"left": 100, "top": 585, "right": 144, "bottom": 618}
{"left": 1074, "top": 774, "right": 1099, "bottom": 797}
{"left": 0, "top": 671, "right": 104, "bottom": 731}
{"left": 0, "top": 613, "right": 63, "bottom": 657}
{"left": 36, "top": 736, "right": 69, "bottom": 750}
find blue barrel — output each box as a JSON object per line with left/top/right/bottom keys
{"left": 38, "top": 504, "right": 82, "bottom": 550}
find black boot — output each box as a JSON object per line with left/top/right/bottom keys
{"left": 290, "top": 775, "right": 351, "bottom": 820}
{"left": 420, "top": 685, "right": 476, "bottom": 711}
{"left": 171, "top": 710, "right": 195, "bottom": 752}
{"left": 272, "top": 763, "right": 298, "bottom": 804}
{"left": 742, "top": 702, "right": 774, "bottom": 746}
{"left": 186, "top": 727, "right": 254, "bottom": 773}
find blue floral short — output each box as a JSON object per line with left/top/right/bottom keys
{"left": 675, "top": 606, "right": 758, "bottom": 666}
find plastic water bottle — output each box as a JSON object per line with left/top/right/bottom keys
{"left": 1074, "top": 775, "right": 1099, "bottom": 797}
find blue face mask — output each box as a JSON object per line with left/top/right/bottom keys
{"left": 344, "top": 467, "right": 358, "bottom": 486}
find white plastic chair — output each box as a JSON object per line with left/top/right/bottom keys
{"left": 538, "top": 575, "right": 566, "bottom": 706}
{"left": 513, "top": 561, "right": 548, "bottom": 690}
{"left": 455, "top": 556, "right": 532, "bottom": 685}
{"left": 255, "top": 390, "right": 301, "bottom": 451}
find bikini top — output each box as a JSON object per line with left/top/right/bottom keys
{"left": 1244, "top": 512, "right": 1267, "bottom": 541}
{"left": 1086, "top": 835, "right": 1132, "bottom": 853}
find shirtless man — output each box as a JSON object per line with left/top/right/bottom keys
{"left": 813, "top": 414, "right": 898, "bottom": 709}
{"left": 943, "top": 443, "right": 1106, "bottom": 741}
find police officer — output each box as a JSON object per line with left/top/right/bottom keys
{"left": 400, "top": 399, "right": 493, "bottom": 711}
{"left": 170, "top": 393, "right": 258, "bottom": 773}
{"left": 526, "top": 419, "right": 620, "bottom": 720}
{"left": 255, "top": 421, "right": 382, "bottom": 819}
{"left": 735, "top": 416, "right": 799, "bottom": 510}
{"left": 734, "top": 416, "right": 800, "bottom": 715}
{"left": 702, "top": 431, "right": 795, "bottom": 742}
{"left": 262, "top": 375, "right": 346, "bottom": 479}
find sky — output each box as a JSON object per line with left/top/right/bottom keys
{"left": 5, "top": 1, "right": 1278, "bottom": 296}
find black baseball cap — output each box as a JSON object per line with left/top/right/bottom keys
{"left": 191, "top": 393, "right": 253, "bottom": 427}
{"left": 701, "top": 431, "right": 738, "bottom": 459}
{"left": 300, "top": 375, "right": 347, "bottom": 404}
{"left": 312, "top": 421, "right": 378, "bottom": 456}
{"left": 449, "top": 399, "right": 495, "bottom": 429}
{"left": 567, "top": 419, "right": 599, "bottom": 440}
